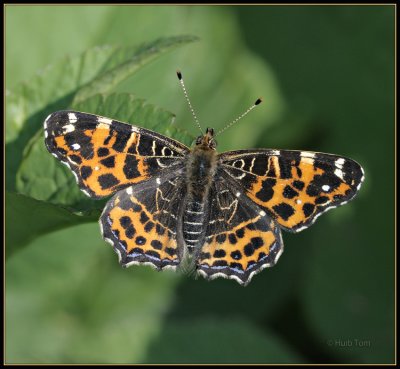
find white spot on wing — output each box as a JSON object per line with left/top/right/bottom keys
{"left": 44, "top": 114, "right": 52, "bottom": 128}
{"left": 156, "top": 178, "right": 161, "bottom": 185}
{"left": 296, "top": 199, "right": 302, "bottom": 204}
{"left": 235, "top": 192, "right": 241, "bottom": 197}
{"left": 271, "top": 150, "right": 280, "bottom": 156}
{"left": 68, "top": 112, "right": 77, "bottom": 123}
{"left": 63, "top": 124, "right": 75, "bottom": 133}
{"left": 335, "top": 158, "right": 345, "bottom": 168}
{"left": 94, "top": 166, "right": 100, "bottom": 171}
{"left": 259, "top": 210, "right": 266, "bottom": 216}
{"left": 334, "top": 168, "right": 344, "bottom": 180}
{"left": 126, "top": 187, "right": 133, "bottom": 195}
{"left": 322, "top": 185, "right": 330, "bottom": 192}
{"left": 301, "top": 151, "right": 316, "bottom": 158}
{"left": 44, "top": 131, "right": 48, "bottom": 138}
{"left": 98, "top": 116, "right": 113, "bottom": 125}
{"left": 71, "top": 143, "right": 80, "bottom": 150}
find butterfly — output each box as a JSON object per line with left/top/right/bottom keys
{"left": 44, "top": 74, "right": 364, "bottom": 286}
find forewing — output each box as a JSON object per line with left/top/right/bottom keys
{"left": 220, "top": 149, "right": 364, "bottom": 232}
{"left": 196, "top": 179, "right": 283, "bottom": 286}
{"left": 44, "top": 110, "right": 189, "bottom": 198}
{"left": 100, "top": 173, "right": 186, "bottom": 270}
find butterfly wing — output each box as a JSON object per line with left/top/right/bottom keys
{"left": 196, "top": 178, "right": 283, "bottom": 286}
{"left": 100, "top": 173, "right": 186, "bottom": 270}
{"left": 219, "top": 149, "right": 364, "bottom": 232}
{"left": 44, "top": 110, "right": 189, "bottom": 198}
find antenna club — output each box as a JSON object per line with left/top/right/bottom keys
{"left": 255, "top": 97, "right": 263, "bottom": 105}
{"left": 176, "top": 70, "right": 182, "bottom": 80}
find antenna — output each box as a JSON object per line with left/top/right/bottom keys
{"left": 176, "top": 70, "right": 203, "bottom": 134}
{"left": 215, "top": 98, "right": 262, "bottom": 137}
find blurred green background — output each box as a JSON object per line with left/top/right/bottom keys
{"left": 5, "top": 5, "right": 395, "bottom": 364}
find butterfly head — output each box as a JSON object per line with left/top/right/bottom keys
{"left": 195, "top": 127, "right": 217, "bottom": 150}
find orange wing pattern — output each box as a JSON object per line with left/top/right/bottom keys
{"left": 196, "top": 181, "right": 283, "bottom": 285}
{"left": 100, "top": 175, "right": 185, "bottom": 270}
{"left": 220, "top": 150, "right": 364, "bottom": 232}
{"left": 44, "top": 110, "right": 188, "bottom": 198}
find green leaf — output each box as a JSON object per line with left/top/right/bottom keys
{"left": 73, "top": 36, "right": 198, "bottom": 104}
{"left": 144, "top": 318, "right": 302, "bottom": 363}
{"left": 6, "top": 223, "right": 180, "bottom": 363}
{"left": 5, "top": 192, "right": 97, "bottom": 259}
{"left": 6, "top": 35, "right": 197, "bottom": 192}
{"left": 15, "top": 93, "right": 192, "bottom": 213}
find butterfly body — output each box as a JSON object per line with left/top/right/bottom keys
{"left": 44, "top": 110, "right": 364, "bottom": 285}
{"left": 182, "top": 128, "right": 218, "bottom": 251}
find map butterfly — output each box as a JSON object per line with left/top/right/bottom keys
{"left": 44, "top": 72, "right": 364, "bottom": 285}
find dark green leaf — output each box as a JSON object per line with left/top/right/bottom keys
{"left": 6, "top": 192, "right": 97, "bottom": 259}
{"left": 144, "top": 318, "right": 302, "bottom": 363}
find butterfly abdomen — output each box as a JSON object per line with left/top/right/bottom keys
{"left": 182, "top": 146, "right": 218, "bottom": 250}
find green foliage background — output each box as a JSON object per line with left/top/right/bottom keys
{"left": 5, "top": 5, "right": 395, "bottom": 364}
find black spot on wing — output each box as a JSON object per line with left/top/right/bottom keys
{"left": 125, "top": 225, "right": 136, "bottom": 239}
{"left": 213, "top": 249, "right": 226, "bottom": 258}
{"left": 69, "top": 155, "right": 82, "bottom": 164}
{"left": 235, "top": 228, "right": 245, "bottom": 238}
{"left": 230, "top": 262, "right": 244, "bottom": 271}
{"left": 151, "top": 240, "right": 162, "bottom": 250}
{"left": 212, "top": 260, "right": 228, "bottom": 267}
{"left": 283, "top": 185, "right": 298, "bottom": 199}
{"left": 123, "top": 155, "right": 141, "bottom": 179}
{"left": 137, "top": 135, "right": 154, "bottom": 156}
{"left": 228, "top": 233, "right": 237, "bottom": 245}
{"left": 135, "top": 236, "right": 146, "bottom": 245}
{"left": 140, "top": 212, "right": 150, "bottom": 224}
{"left": 278, "top": 157, "right": 293, "bottom": 179}
{"left": 74, "top": 114, "right": 98, "bottom": 130}
{"left": 255, "top": 178, "right": 276, "bottom": 202}
{"left": 98, "top": 174, "right": 119, "bottom": 189}
{"left": 244, "top": 243, "right": 255, "bottom": 257}
{"left": 273, "top": 202, "right": 295, "bottom": 221}
{"left": 100, "top": 156, "right": 115, "bottom": 168}
{"left": 292, "top": 180, "right": 305, "bottom": 191}
{"left": 144, "top": 221, "right": 155, "bottom": 232}
{"left": 251, "top": 237, "right": 264, "bottom": 249}
{"left": 80, "top": 166, "right": 92, "bottom": 180}
{"left": 302, "top": 203, "right": 315, "bottom": 217}
{"left": 165, "top": 247, "right": 176, "bottom": 256}
{"left": 97, "top": 147, "right": 109, "bottom": 157}
{"left": 145, "top": 250, "right": 161, "bottom": 259}
{"left": 112, "top": 131, "right": 130, "bottom": 152}
{"left": 120, "top": 216, "right": 132, "bottom": 228}
{"left": 231, "top": 250, "right": 242, "bottom": 260}
{"left": 315, "top": 196, "right": 329, "bottom": 205}
{"left": 252, "top": 156, "right": 268, "bottom": 176}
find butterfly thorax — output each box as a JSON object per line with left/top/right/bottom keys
{"left": 182, "top": 128, "right": 218, "bottom": 250}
